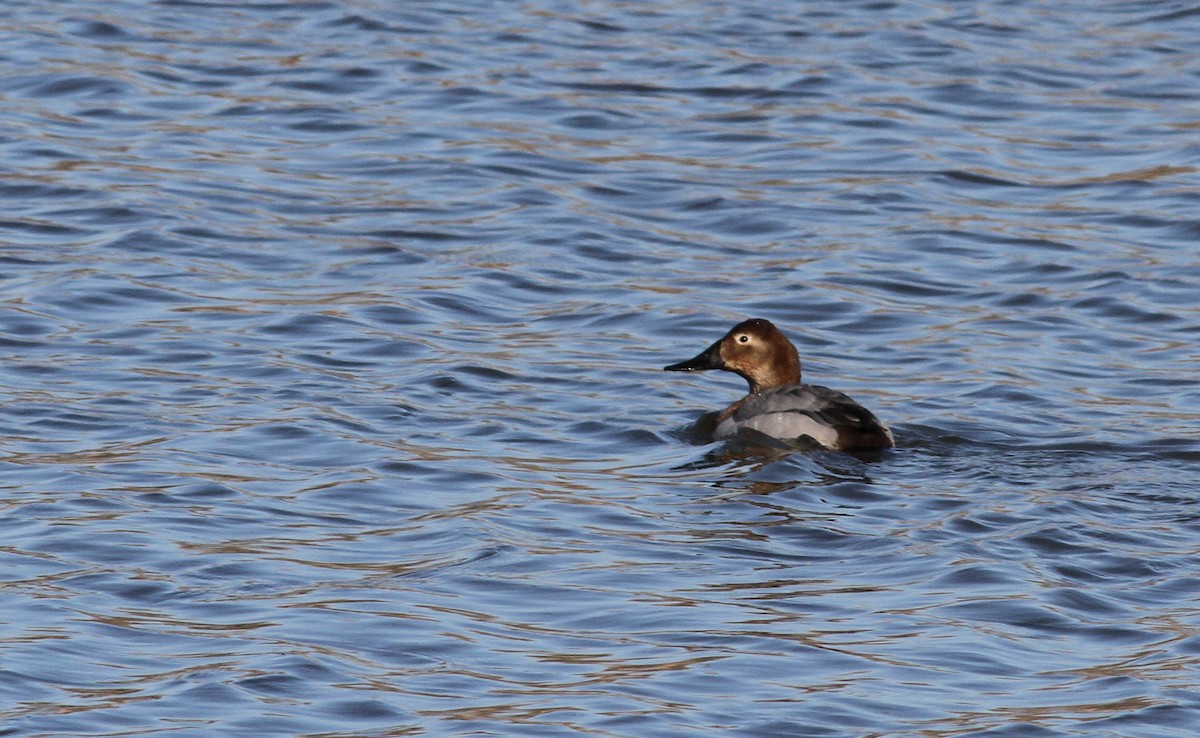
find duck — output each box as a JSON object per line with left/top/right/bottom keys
{"left": 664, "top": 318, "right": 894, "bottom": 451}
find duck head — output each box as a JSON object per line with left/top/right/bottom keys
{"left": 664, "top": 318, "right": 802, "bottom": 394}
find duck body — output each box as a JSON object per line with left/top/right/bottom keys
{"left": 665, "top": 318, "right": 893, "bottom": 452}
{"left": 712, "top": 383, "right": 893, "bottom": 450}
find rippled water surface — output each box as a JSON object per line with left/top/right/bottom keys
{"left": 2, "top": 1, "right": 1200, "bottom": 736}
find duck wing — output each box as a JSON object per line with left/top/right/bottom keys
{"left": 723, "top": 384, "right": 893, "bottom": 451}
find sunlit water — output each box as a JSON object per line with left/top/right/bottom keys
{"left": 2, "top": 1, "right": 1199, "bottom": 736}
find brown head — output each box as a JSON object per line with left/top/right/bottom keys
{"left": 663, "top": 318, "right": 802, "bottom": 394}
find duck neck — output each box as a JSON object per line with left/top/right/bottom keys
{"left": 744, "top": 349, "right": 801, "bottom": 394}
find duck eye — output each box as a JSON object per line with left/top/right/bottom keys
{"left": 737, "top": 334, "right": 749, "bottom": 343}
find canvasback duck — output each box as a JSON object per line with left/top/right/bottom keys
{"left": 664, "top": 318, "right": 894, "bottom": 451}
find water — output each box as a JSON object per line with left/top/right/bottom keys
{"left": 2, "top": 1, "right": 1199, "bottom": 736}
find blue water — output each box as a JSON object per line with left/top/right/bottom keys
{"left": 2, "top": 1, "right": 1199, "bottom": 736}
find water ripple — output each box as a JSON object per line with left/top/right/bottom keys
{"left": 2, "top": 0, "right": 1200, "bottom": 736}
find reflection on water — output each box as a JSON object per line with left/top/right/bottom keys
{"left": 2, "top": 1, "right": 1200, "bottom": 736}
